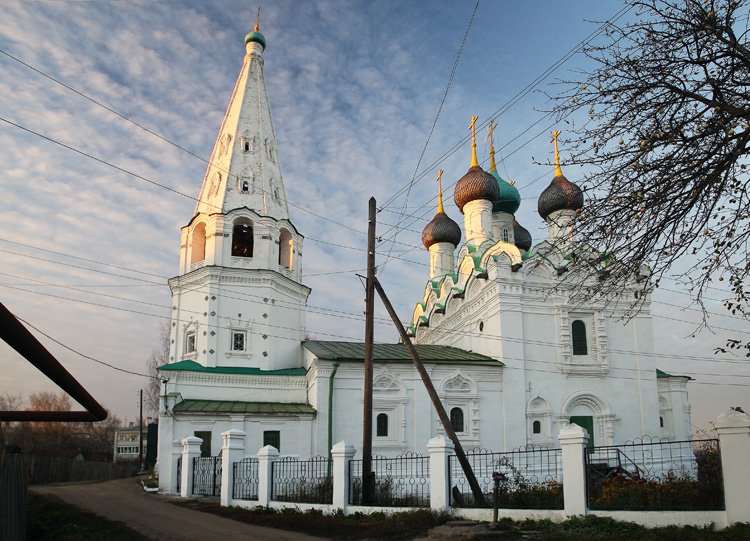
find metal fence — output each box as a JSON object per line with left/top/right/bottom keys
{"left": 349, "top": 452, "right": 430, "bottom": 507}
{"left": 271, "top": 456, "right": 332, "bottom": 504}
{"left": 449, "top": 446, "right": 563, "bottom": 509}
{"left": 233, "top": 457, "right": 259, "bottom": 500}
{"left": 26, "top": 456, "right": 136, "bottom": 485}
{"left": 586, "top": 437, "right": 724, "bottom": 511}
{"left": 192, "top": 454, "right": 222, "bottom": 497}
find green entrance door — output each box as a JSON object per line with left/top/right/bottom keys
{"left": 569, "top": 416, "right": 595, "bottom": 448}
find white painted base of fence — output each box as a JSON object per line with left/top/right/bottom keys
{"left": 166, "top": 410, "right": 750, "bottom": 529}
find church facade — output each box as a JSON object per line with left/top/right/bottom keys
{"left": 157, "top": 26, "right": 691, "bottom": 493}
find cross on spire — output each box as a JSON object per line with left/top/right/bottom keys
{"left": 436, "top": 170, "right": 444, "bottom": 213}
{"left": 552, "top": 130, "right": 563, "bottom": 177}
{"left": 469, "top": 115, "right": 479, "bottom": 167}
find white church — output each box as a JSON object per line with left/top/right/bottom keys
{"left": 157, "top": 25, "right": 692, "bottom": 490}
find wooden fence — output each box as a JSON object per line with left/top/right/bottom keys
{"left": 27, "top": 455, "right": 137, "bottom": 484}
{"left": 1, "top": 453, "right": 27, "bottom": 541}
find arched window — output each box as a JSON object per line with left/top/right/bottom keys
{"left": 231, "top": 219, "right": 254, "bottom": 257}
{"left": 572, "top": 320, "right": 588, "bottom": 355}
{"left": 190, "top": 222, "right": 206, "bottom": 264}
{"left": 279, "top": 229, "right": 293, "bottom": 270}
{"left": 532, "top": 420, "right": 541, "bottom": 434}
{"left": 659, "top": 416, "right": 664, "bottom": 428}
{"left": 239, "top": 168, "right": 254, "bottom": 193}
{"left": 241, "top": 180, "right": 249, "bottom": 192}
{"left": 241, "top": 130, "right": 252, "bottom": 153}
{"left": 376, "top": 413, "right": 388, "bottom": 437}
{"left": 450, "top": 407, "right": 464, "bottom": 433}
{"left": 502, "top": 228, "right": 510, "bottom": 242}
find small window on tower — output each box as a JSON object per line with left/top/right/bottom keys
{"left": 185, "top": 331, "right": 196, "bottom": 354}
{"left": 502, "top": 228, "right": 510, "bottom": 242}
{"left": 231, "top": 330, "right": 246, "bottom": 352}
{"left": 241, "top": 181, "right": 249, "bottom": 193}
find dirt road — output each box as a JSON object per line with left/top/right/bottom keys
{"left": 31, "top": 478, "right": 331, "bottom": 541}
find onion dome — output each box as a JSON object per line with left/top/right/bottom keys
{"left": 513, "top": 218, "right": 532, "bottom": 252}
{"left": 245, "top": 19, "right": 266, "bottom": 50}
{"left": 454, "top": 116, "right": 500, "bottom": 213}
{"left": 423, "top": 170, "right": 461, "bottom": 248}
{"left": 486, "top": 122, "right": 521, "bottom": 214}
{"left": 538, "top": 130, "right": 583, "bottom": 220}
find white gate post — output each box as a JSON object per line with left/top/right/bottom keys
{"left": 331, "top": 441, "right": 356, "bottom": 512}
{"left": 257, "top": 444, "right": 279, "bottom": 506}
{"left": 220, "top": 429, "right": 246, "bottom": 507}
{"left": 715, "top": 409, "right": 750, "bottom": 526}
{"left": 559, "top": 423, "right": 589, "bottom": 517}
{"left": 427, "top": 436, "right": 454, "bottom": 511}
{"left": 180, "top": 436, "right": 203, "bottom": 498}
{"left": 168, "top": 440, "right": 181, "bottom": 494}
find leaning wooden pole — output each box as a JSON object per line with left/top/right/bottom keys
{"left": 361, "top": 197, "right": 377, "bottom": 504}
{"left": 372, "top": 277, "right": 487, "bottom": 507}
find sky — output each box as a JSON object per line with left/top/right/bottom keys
{"left": 0, "top": 0, "right": 747, "bottom": 431}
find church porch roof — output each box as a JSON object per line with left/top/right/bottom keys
{"left": 158, "top": 359, "right": 306, "bottom": 376}
{"left": 304, "top": 341, "right": 500, "bottom": 365}
{"left": 173, "top": 399, "right": 315, "bottom": 415}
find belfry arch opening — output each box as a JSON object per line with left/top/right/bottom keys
{"left": 279, "top": 228, "right": 293, "bottom": 270}
{"left": 190, "top": 222, "right": 206, "bottom": 264}
{"left": 232, "top": 218, "right": 254, "bottom": 258}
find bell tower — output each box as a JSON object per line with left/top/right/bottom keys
{"left": 167, "top": 23, "right": 310, "bottom": 371}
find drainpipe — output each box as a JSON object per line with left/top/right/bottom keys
{"left": 327, "top": 361, "right": 340, "bottom": 476}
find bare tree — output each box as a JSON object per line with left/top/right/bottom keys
{"left": 550, "top": 0, "right": 750, "bottom": 350}
{"left": 145, "top": 322, "right": 169, "bottom": 416}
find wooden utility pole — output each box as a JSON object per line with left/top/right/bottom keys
{"left": 373, "top": 277, "right": 487, "bottom": 506}
{"left": 138, "top": 389, "right": 144, "bottom": 472}
{"left": 361, "top": 197, "right": 376, "bottom": 504}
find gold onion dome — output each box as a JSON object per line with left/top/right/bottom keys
{"left": 538, "top": 130, "right": 583, "bottom": 220}
{"left": 423, "top": 170, "right": 462, "bottom": 249}
{"left": 513, "top": 218, "right": 532, "bottom": 252}
{"left": 454, "top": 116, "right": 500, "bottom": 213}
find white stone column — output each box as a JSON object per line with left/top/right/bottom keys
{"left": 220, "top": 429, "right": 246, "bottom": 507}
{"left": 559, "top": 423, "right": 589, "bottom": 517}
{"left": 715, "top": 409, "right": 750, "bottom": 525}
{"left": 332, "top": 441, "right": 356, "bottom": 511}
{"left": 180, "top": 436, "right": 203, "bottom": 498}
{"left": 257, "top": 444, "right": 279, "bottom": 506}
{"left": 427, "top": 436, "right": 454, "bottom": 511}
{"left": 546, "top": 209, "right": 576, "bottom": 249}
{"left": 429, "top": 242, "right": 455, "bottom": 280}
{"left": 463, "top": 200, "right": 493, "bottom": 245}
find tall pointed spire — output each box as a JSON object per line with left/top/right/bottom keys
{"left": 193, "top": 21, "right": 287, "bottom": 221}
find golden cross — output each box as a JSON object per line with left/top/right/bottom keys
{"left": 437, "top": 170, "right": 444, "bottom": 213}
{"left": 552, "top": 130, "right": 562, "bottom": 175}
{"left": 254, "top": 6, "right": 261, "bottom": 32}
{"left": 485, "top": 120, "right": 496, "bottom": 146}
{"left": 469, "top": 115, "right": 479, "bottom": 167}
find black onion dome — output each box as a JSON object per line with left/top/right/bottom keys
{"left": 537, "top": 173, "right": 584, "bottom": 220}
{"left": 513, "top": 218, "right": 532, "bottom": 252}
{"left": 453, "top": 165, "right": 501, "bottom": 213}
{"left": 422, "top": 212, "right": 462, "bottom": 249}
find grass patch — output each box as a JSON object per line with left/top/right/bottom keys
{"left": 27, "top": 493, "right": 150, "bottom": 541}
{"left": 172, "top": 500, "right": 450, "bottom": 540}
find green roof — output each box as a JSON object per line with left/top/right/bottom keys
{"left": 173, "top": 399, "right": 315, "bottom": 415}
{"left": 303, "top": 341, "right": 499, "bottom": 365}
{"left": 656, "top": 368, "right": 693, "bottom": 380}
{"left": 158, "top": 360, "right": 305, "bottom": 376}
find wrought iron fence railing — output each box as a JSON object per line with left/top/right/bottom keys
{"left": 192, "top": 454, "right": 222, "bottom": 497}
{"left": 233, "top": 457, "right": 259, "bottom": 500}
{"left": 349, "top": 452, "right": 430, "bottom": 507}
{"left": 449, "top": 446, "right": 563, "bottom": 509}
{"left": 585, "top": 437, "right": 724, "bottom": 511}
{"left": 271, "top": 456, "right": 332, "bottom": 504}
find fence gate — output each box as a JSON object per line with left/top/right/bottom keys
{"left": 192, "top": 454, "right": 222, "bottom": 496}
